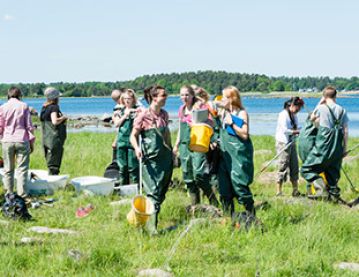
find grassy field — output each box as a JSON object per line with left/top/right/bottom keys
{"left": 0, "top": 131, "right": 358, "bottom": 276}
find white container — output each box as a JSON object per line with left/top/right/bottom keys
{"left": 71, "top": 176, "right": 115, "bottom": 196}
{"left": 29, "top": 170, "right": 69, "bottom": 190}
{"left": 117, "top": 184, "right": 138, "bottom": 196}
{"left": 0, "top": 169, "right": 69, "bottom": 196}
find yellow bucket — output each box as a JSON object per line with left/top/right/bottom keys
{"left": 127, "top": 195, "right": 155, "bottom": 227}
{"left": 189, "top": 123, "right": 213, "bottom": 153}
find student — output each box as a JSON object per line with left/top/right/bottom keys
{"left": 0, "top": 87, "right": 35, "bottom": 198}
{"left": 172, "top": 85, "right": 218, "bottom": 206}
{"left": 275, "top": 97, "right": 304, "bottom": 197}
{"left": 301, "top": 86, "right": 349, "bottom": 200}
{"left": 111, "top": 89, "right": 125, "bottom": 150}
{"left": 40, "top": 87, "right": 67, "bottom": 175}
{"left": 130, "top": 85, "right": 173, "bottom": 235}
{"left": 113, "top": 89, "right": 139, "bottom": 185}
{"left": 216, "top": 86, "right": 255, "bottom": 217}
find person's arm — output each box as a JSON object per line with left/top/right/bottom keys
{"left": 113, "top": 108, "right": 136, "bottom": 127}
{"left": 130, "top": 128, "right": 142, "bottom": 160}
{"left": 224, "top": 110, "right": 250, "bottom": 140}
{"left": 51, "top": 112, "right": 67, "bottom": 126}
{"left": 0, "top": 108, "right": 4, "bottom": 138}
{"left": 173, "top": 120, "right": 181, "bottom": 155}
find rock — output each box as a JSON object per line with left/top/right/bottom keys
{"left": 336, "top": 262, "right": 359, "bottom": 272}
{"left": 138, "top": 269, "right": 173, "bottom": 277}
{"left": 19, "top": 237, "right": 43, "bottom": 245}
{"left": 68, "top": 249, "right": 83, "bottom": 261}
{"left": 257, "top": 172, "right": 277, "bottom": 185}
{"left": 343, "top": 154, "right": 359, "bottom": 164}
{"left": 186, "top": 204, "right": 223, "bottom": 218}
{"left": 28, "top": 226, "right": 78, "bottom": 235}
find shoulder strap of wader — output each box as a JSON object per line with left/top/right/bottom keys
{"left": 287, "top": 109, "right": 297, "bottom": 130}
{"left": 325, "top": 104, "right": 344, "bottom": 127}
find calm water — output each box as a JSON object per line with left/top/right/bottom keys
{"left": 8, "top": 96, "right": 359, "bottom": 137}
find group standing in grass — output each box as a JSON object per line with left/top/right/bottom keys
{"left": 0, "top": 84, "right": 350, "bottom": 232}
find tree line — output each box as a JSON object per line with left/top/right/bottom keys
{"left": 1, "top": 71, "right": 358, "bottom": 97}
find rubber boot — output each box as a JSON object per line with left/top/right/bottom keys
{"left": 189, "top": 192, "right": 201, "bottom": 205}
{"left": 146, "top": 212, "right": 158, "bottom": 236}
{"left": 309, "top": 178, "right": 329, "bottom": 199}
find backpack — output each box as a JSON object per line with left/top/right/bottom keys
{"left": 2, "top": 193, "right": 32, "bottom": 221}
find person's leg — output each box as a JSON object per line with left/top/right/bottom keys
{"left": 179, "top": 144, "right": 198, "bottom": 204}
{"left": 46, "top": 145, "right": 64, "bottom": 175}
{"left": 15, "top": 141, "right": 30, "bottom": 197}
{"left": 2, "top": 142, "right": 16, "bottom": 194}
{"left": 117, "top": 147, "right": 129, "bottom": 185}
{"left": 192, "top": 152, "right": 218, "bottom": 206}
{"left": 276, "top": 142, "right": 290, "bottom": 196}
{"left": 217, "top": 155, "right": 234, "bottom": 216}
{"left": 128, "top": 147, "right": 139, "bottom": 184}
{"left": 289, "top": 144, "right": 300, "bottom": 196}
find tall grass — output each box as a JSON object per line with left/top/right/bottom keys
{"left": 0, "top": 131, "right": 358, "bottom": 276}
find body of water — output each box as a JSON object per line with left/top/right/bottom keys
{"left": 11, "top": 96, "right": 359, "bottom": 137}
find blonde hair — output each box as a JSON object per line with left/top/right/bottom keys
{"left": 43, "top": 98, "right": 59, "bottom": 108}
{"left": 120, "top": 89, "right": 137, "bottom": 106}
{"left": 195, "top": 87, "right": 210, "bottom": 102}
{"left": 222, "top": 86, "right": 244, "bottom": 110}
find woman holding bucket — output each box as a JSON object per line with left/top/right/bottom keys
{"left": 173, "top": 85, "right": 218, "bottom": 206}
{"left": 113, "top": 89, "right": 139, "bottom": 186}
{"left": 130, "top": 85, "right": 173, "bottom": 235}
{"left": 216, "top": 86, "right": 255, "bottom": 217}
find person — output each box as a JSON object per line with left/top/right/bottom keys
{"left": 300, "top": 86, "right": 349, "bottom": 201}
{"left": 216, "top": 86, "right": 255, "bottom": 217}
{"left": 40, "top": 87, "right": 67, "bottom": 175}
{"left": 113, "top": 89, "right": 139, "bottom": 185}
{"left": 172, "top": 85, "right": 218, "bottom": 206}
{"left": 0, "top": 87, "right": 35, "bottom": 198}
{"left": 111, "top": 89, "right": 125, "bottom": 150}
{"left": 130, "top": 85, "right": 173, "bottom": 235}
{"left": 275, "top": 97, "right": 304, "bottom": 197}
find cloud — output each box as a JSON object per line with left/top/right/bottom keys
{"left": 3, "top": 14, "right": 15, "bottom": 21}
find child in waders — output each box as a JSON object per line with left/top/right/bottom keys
{"left": 40, "top": 87, "right": 67, "bottom": 175}
{"left": 173, "top": 85, "right": 218, "bottom": 206}
{"left": 275, "top": 97, "right": 304, "bottom": 197}
{"left": 130, "top": 85, "right": 173, "bottom": 235}
{"left": 216, "top": 86, "right": 256, "bottom": 218}
{"left": 300, "top": 86, "right": 349, "bottom": 201}
{"left": 113, "top": 89, "right": 139, "bottom": 185}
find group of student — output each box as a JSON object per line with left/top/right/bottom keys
{"left": 0, "top": 87, "right": 67, "bottom": 203}
{"left": 111, "top": 84, "right": 349, "bottom": 234}
{"left": 0, "top": 84, "right": 349, "bottom": 234}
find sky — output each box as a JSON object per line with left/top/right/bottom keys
{"left": 0, "top": 0, "right": 358, "bottom": 83}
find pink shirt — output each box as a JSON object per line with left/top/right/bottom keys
{"left": 133, "top": 108, "right": 169, "bottom": 131}
{"left": 178, "top": 103, "right": 213, "bottom": 125}
{"left": 0, "top": 98, "right": 35, "bottom": 143}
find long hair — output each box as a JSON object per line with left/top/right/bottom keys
{"left": 120, "top": 89, "right": 137, "bottom": 106}
{"left": 222, "top": 86, "right": 244, "bottom": 110}
{"left": 143, "top": 85, "right": 165, "bottom": 104}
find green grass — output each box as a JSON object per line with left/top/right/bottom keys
{"left": 0, "top": 132, "right": 358, "bottom": 276}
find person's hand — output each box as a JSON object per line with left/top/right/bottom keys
{"left": 135, "top": 147, "right": 143, "bottom": 160}
{"left": 224, "top": 113, "right": 233, "bottom": 125}
{"left": 124, "top": 109, "right": 132, "bottom": 118}
{"left": 292, "top": 130, "right": 300, "bottom": 135}
{"left": 210, "top": 142, "right": 217, "bottom": 150}
{"left": 173, "top": 145, "right": 179, "bottom": 156}
{"left": 30, "top": 142, "right": 34, "bottom": 153}
{"left": 62, "top": 115, "right": 68, "bottom": 122}
{"left": 112, "top": 141, "right": 117, "bottom": 149}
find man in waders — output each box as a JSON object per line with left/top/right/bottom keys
{"left": 300, "top": 86, "right": 349, "bottom": 201}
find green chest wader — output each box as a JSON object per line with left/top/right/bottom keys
{"left": 141, "top": 127, "right": 173, "bottom": 213}
{"left": 41, "top": 120, "right": 67, "bottom": 174}
{"left": 218, "top": 127, "right": 254, "bottom": 215}
{"left": 116, "top": 113, "right": 139, "bottom": 185}
{"left": 298, "top": 116, "right": 318, "bottom": 163}
{"left": 301, "top": 106, "right": 344, "bottom": 198}
{"left": 178, "top": 120, "right": 216, "bottom": 205}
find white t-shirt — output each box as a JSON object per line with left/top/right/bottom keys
{"left": 275, "top": 109, "right": 298, "bottom": 144}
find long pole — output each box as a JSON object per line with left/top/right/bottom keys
{"left": 259, "top": 138, "right": 296, "bottom": 174}
{"left": 139, "top": 135, "right": 143, "bottom": 195}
